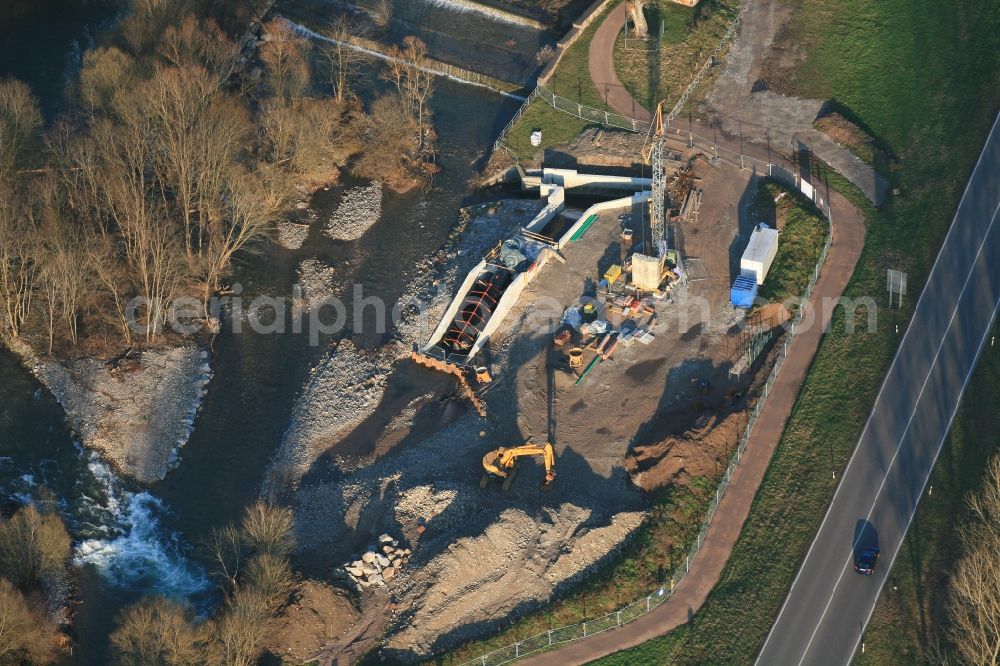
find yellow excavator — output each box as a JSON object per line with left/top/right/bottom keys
{"left": 480, "top": 441, "right": 556, "bottom": 492}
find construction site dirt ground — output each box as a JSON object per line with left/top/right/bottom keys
{"left": 285, "top": 157, "right": 785, "bottom": 662}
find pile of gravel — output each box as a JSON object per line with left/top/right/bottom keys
{"left": 288, "top": 411, "right": 644, "bottom": 660}
{"left": 276, "top": 220, "right": 311, "bottom": 250}
{"left": 325, "top": 181, "right": 383, "bottom": 241}
{"left": 13, "top": 341, "right": 212, "bottom": 483}
{"left": 264, "top": 339, "right": 392, "bottom": 493}
{"left": 295, "top": 258, "right": 339, "bottom": 310}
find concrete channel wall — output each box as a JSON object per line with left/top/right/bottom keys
{"left": 421, "top": 184, "right": 648, "bottom": 360}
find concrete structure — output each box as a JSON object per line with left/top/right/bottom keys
{"left": 420, "top": 173, "right": 651, "bottom": 362}
{"left": 631, "top": 253, "right": 662, "bottom": 290}
{"left": 540, "top": 168, "right": 651, "bottom": 192}
{"left": 740, "top": 223, "right": 779, "bottom": 285}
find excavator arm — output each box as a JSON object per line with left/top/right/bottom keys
{"left": 481, "top": 442, "right": 556, "bottom": 490}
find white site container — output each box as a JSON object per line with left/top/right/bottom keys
{"left": 740, "top": 223, "right": 779, "bottom": 285}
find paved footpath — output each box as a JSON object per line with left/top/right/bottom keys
{"left": 588, "top": 3, "right": 652, "bottom": 123}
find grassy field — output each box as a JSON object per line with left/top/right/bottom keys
{"left": 503, "top": 99, "right": 592, "bottom": 157}
{"left": 613, "top": 0, "right": 738, "bottom": 111}
{"left": 756, "top": 181, "right": 828, "bottom": 307}
{"left": 590, "top": 0, "right": 1000, "bottom": 664}
{"left": 502, "top": 1, "right": 618, "bottom": 159}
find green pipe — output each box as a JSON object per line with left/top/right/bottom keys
{"left": 569, "top": 214, "right": 599, "bottom": 242}
{"left": 575, "top": 354, "right": 602, "bottom": 385}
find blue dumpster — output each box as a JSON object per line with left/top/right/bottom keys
{"left": 730, "top": 275, "right": 758, "bottom": 308}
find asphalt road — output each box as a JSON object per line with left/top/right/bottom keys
{"left": 757, "top": 111, "right": 1000, "bottom": 665}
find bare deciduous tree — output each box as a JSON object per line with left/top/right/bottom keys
{"left": 215, "top": 587, "right": 270, "bottom": 666}
{"left": 0, "top": 191, "right": 36, "bottom": 339}
{"left": 243, "top": 553, "right": 293, "bottom": 611}
{"left": 0, "top": 79, "right": 42, "bottom": 180}
{"left": 78, "top": 47, "right": 138, "bottom": 116}
{"left": 196, "top": 168, "right": 286, "bottom": 320}
{"left": 320, "top": 16, "right": 366, "bottom": 106}
{"left": 0, "top": 505, "right": 71, "bottom": 589}
{"left": 383, "top": 36, "right": 434, "bottom": 141}
{"left": 110, "top": 597, "right": 210, "bottom": 666}
{"left": 206, "top": 523, "right": 244, "bottom": 592}
{"left": 948, "top": 454, "right": 1000, "bottom": 665}
{"left": 241, "top": 501, "right": 295, "bottom": 558}
{"left": 158, "top": 15, "right": 235, "bottom": 79}
{"left": 0, "top": 578, "right": 57, "bottom": 665}
{"left": 371, "top": 0, "right": 392, "bottom": 28}
{"left": 259, "top": 19, "right": 312, "bottom": 101}
{"left": 353, "top": 92, "right": 419, "bottom": 186}
{"left": 36, "top": 217, "right": 92, "bottom": 351}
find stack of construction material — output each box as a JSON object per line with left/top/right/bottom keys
{"left": 343, "top": 534, "right": 412, "bottom": 591}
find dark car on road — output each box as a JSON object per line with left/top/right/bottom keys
{"left": 854, "top": 547, "right": 879, "bottom": 575}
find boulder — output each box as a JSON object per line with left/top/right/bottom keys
{"left": 369, "top": 573, "right": 383, "bottom": 585}
{"left": 382, "top": 545, "right": 395, "bottom": 555}
{"left": 345, "top": 566, "right": 365, "bottom": 578}
{"left": 361, "top": 551, "right": 378, "bottom": 564}
{"left": 376, "top": 553, "right": 391, "bottom": 568}
{"left": 382, "top": 566, "right": 396, "bottom": 580}
{"left": 378, "top": 534, "right": 394, "bottom": 544}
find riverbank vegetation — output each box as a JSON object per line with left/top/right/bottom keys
{"left": 109, "top": 502, "right": 295, "bottom": 665}
{"left": 0, "top": 504, "right": 73, "bottom": 664}
{"left": 0, "top": 0, "right": 437, "bottom": 360}
{"left": 592, "top": 0, "right": 1000, "bottom": 663}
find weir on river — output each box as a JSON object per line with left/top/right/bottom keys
{"left": 274, "top": 0, "right": 556, "bottom": 86}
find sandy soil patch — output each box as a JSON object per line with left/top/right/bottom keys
{"left": 263, "top": 580, "right": 361, "bottom": 663}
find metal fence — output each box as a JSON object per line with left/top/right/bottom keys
{"left": 666, "top": 0, "right": 750, "bottom": 125}
{"left": 456, "top": 175, "right": 833, "bottom": 666}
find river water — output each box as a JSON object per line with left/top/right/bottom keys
{"left": 0, "top": 1, "right": 520, "bottom": 661}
